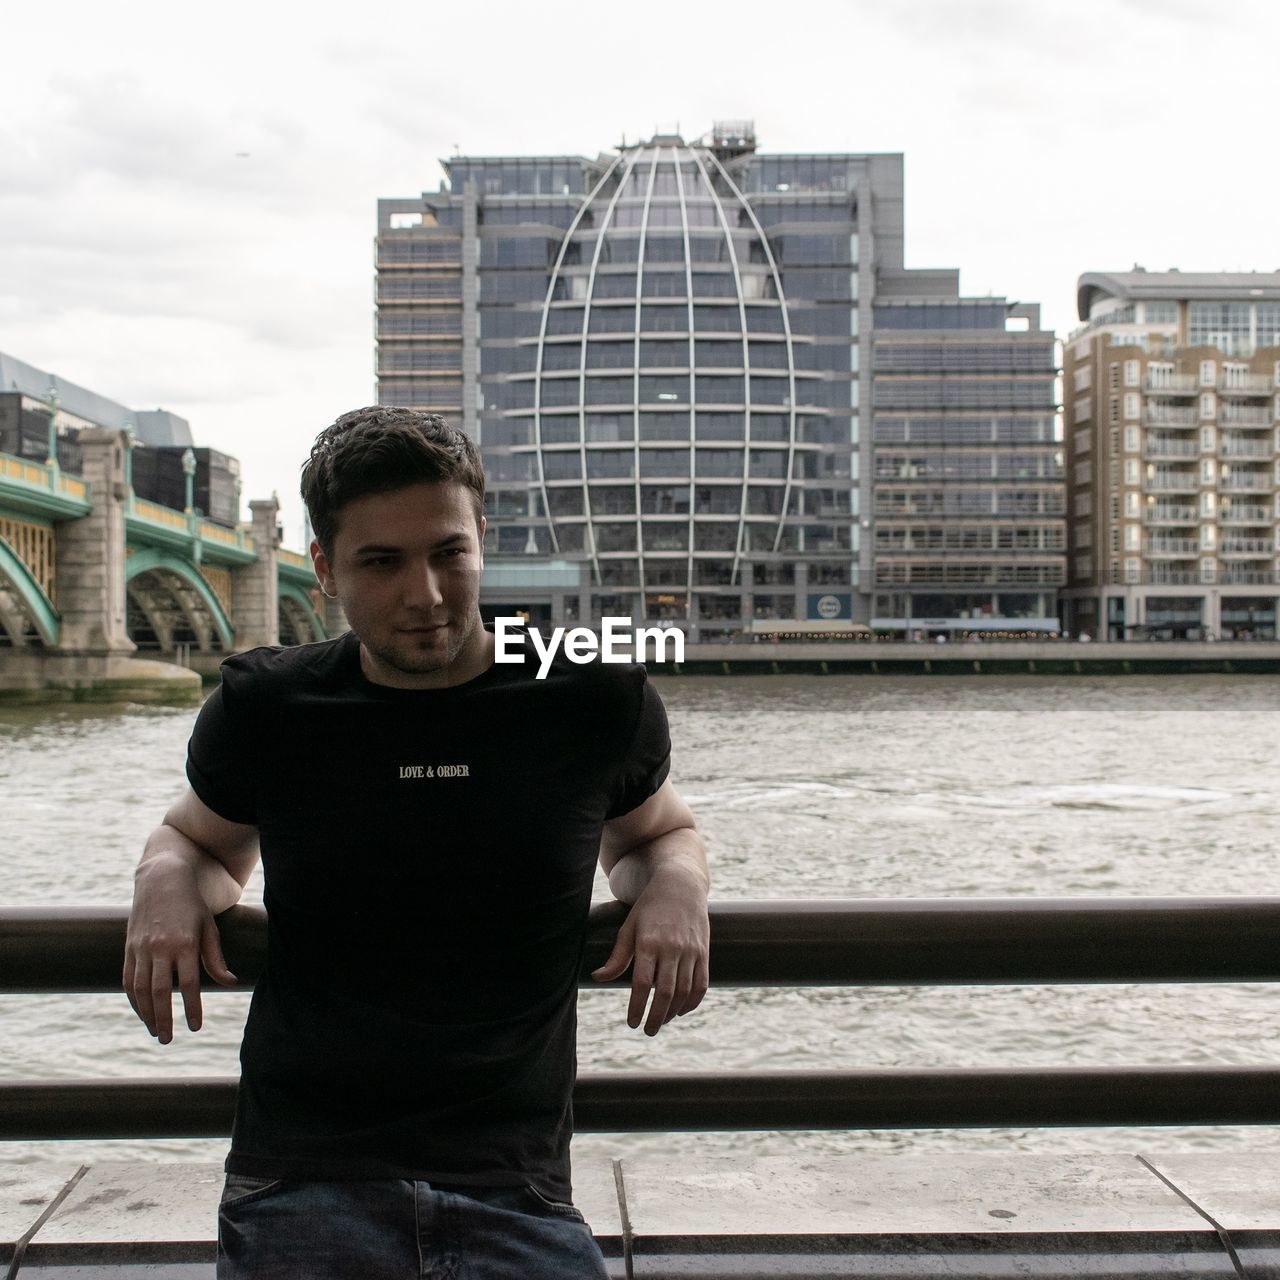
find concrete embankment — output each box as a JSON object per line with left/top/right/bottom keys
{"left": 0, "top": 654, "right": 202, "bottom": 705}
{"left": 3, "top": 1153, "right": 1276, "bottom": 1275}
{"left": 657, "top": 639, "right": 1280, "bottom": 675}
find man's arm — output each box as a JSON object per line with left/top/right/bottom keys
{"left": 123, "top": 787, "right": 260, "bottom": 1044}
{"left": 592, "top": 779, "right": 710, "bottom": 1037}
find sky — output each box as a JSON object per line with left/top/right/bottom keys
{"left": 3, "top": 0, "right": 1277, "bottom": 546}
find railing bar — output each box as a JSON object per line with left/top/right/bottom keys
{"left": 6, "top": 899, "right": 1280, "bottom": 992}
{"left": 3, "top": 1068, "right": 1280, "bottom": 1138}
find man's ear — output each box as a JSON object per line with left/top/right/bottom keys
{"left": 477, "top": 515, "right": 487, "bottom": 571}
{"left": 311, "top": 539, "right": 336, "bottom": 597}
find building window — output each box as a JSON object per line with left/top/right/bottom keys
{"left": 1124, "top": 491, "right": 1139, "bottom": 518}
{"left": 1200, "top": 558, "right": 1216, "bottom": 583}
{"left": 1200, "top": 392, "right": 1216, "bottom": 419}
{"left": 1109, "top": 363, "right": 1119, "bottom": 391}
{"left": 1200, "top": 426, "right": 1215, "bottom": 451}
{"left": 1124, "top": 426, "right": 1140, "bottom": 453}
{"left": 1125, "top": 558, "right": 1141, "bottom": 583}
{"left": 1109, "top": 398, "right": 1119, "bottom": 425}
{"left": 1191, "top": 305, "right": 1250, "bottom": 355}
{"left": 1124, "top": 525, "right": 1140, "bottom": 550}
{"left": 1124, "top": 458, "right": 1139, "bottom": 485}
{"left": 1199, "top": 360, "right": 1217, "bottom": 387}
{"left": 1123, "top": 393, "right": 1140, "bottom": 420}
{"left": 1074, "top": 428, "right": 1091, "bottom": 453}
{"left": 1201, "top": 459, "right": 1215, "bottom": 483}
{"left": 1200, "top": 525, "right": 1216, "bottom": 550}
{"left": 1123, "top": 359, "right": 1140, "bottom": 387}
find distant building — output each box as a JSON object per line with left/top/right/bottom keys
{"left": 871, "top": 294, "right": 1062, "bottom": 637}
{"left": 0, "top": 351, "right": 241, "bottom": 528}
{"left": 376, "top": 125, "right": 1061, "bottom": 633}
{"left": 0, "top": 351, "right": 193, "bottom": 452}
{"left": 1062, "top": 272, "right": 1280, "bottom": 640}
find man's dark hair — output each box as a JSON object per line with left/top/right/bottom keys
{"left": 301, "top": 407, "right": 485, "bottom": 555}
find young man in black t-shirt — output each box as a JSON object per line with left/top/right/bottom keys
{"left": 124, "top": 407, "right": 711, "bottom": 1279}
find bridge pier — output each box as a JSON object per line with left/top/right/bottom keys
{"left": 51, "top": 430, "right": 132, "bottom": 657}
{"left": 322, "top": 585, "right": 348, "bottom": 636}
{"left": 231, "top": 498, "right": 280, "bottom": 650}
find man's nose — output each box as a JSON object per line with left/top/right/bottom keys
{"left": 403, "top": 560, "right": 444, "bottom": 609}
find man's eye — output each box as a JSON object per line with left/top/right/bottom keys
{"left": 362, "top": 557, "right": 397, "bottom": 568}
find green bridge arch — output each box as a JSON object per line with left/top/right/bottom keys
{"left": 126, "top": 549, "right": 234, "bottom": 651}
{"left": 0, "top": 535, "right": 59, "bottom": 646}
{"left": 278, "top": 581, "right": 327, "bottom": 644}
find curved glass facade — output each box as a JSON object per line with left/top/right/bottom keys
{"left": 524, "top": 142, "right": 818, "bottom": 601}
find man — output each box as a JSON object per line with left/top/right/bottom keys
{"left": 124, "top": 406, "right": 711, "bottom": 1279}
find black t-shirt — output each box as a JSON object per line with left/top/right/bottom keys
{"left": 185, "top": 627, "right": 670, "bottom": 1201}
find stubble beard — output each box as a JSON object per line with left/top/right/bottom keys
{"left": 372, "top": 611, "right": 482, "bottom": 679}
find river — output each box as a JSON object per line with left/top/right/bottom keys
{"left": 3, "top": 673, "right": 1279, "bottom": 1169}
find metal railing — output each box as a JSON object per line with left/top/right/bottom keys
{"left": 4, "top": 898, "right": 1280, "bottom": 1138}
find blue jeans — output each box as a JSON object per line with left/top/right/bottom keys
{"left": 216, "top": 1174, "right": 609, "bottom": 1279}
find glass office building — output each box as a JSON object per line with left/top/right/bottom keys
{"left": 376, "top": 125, "right": 1062, "bottom": 633}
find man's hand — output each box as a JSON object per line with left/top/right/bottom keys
{"left": 592, "top": 862, "right": 710, "bottom": 1035}
{"left": 123, "top": 790, "right": 257, "bottom": 1043}
{"left": 123, "top": 851, "right": 239, "bottom": 1043}
{"left": 594, "top": 778, "right": 711, "bottom": 1035}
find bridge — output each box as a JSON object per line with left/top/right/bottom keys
{"left": 0, "top": 427, "right": 341, "bottom": 702}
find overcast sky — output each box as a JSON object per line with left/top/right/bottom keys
{"left": 3, "top": 0, "right": 1276, "bottom": 544}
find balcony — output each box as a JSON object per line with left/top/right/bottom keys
{"left": 1142, "top": 407, "right": 1197, "bottom": 428}
{"left": 1145, "top": 439, "right": 1197, "bottom": 460}
{"left": 1143, "top": 505, "right": 1198, "bottom": 525}
{"left": 1218, "top": 374, "right": 1273, "bottom": 397}
{"left": 1144, "top": 374, "right": 1197, "bottom": 395}
{"left": 1146, "top": 472, "right": 1199, "bottom": 493}
{"left": 1220, "top": 567, "right": 1279, "bottom": 584}
{"left": 1145, "top": 538, "right": 1199, "bottom": 557}
{"left": 1220, "top": 439, "right": 1274, "bottom": 460}
{"left": 1220, "top": 505, "right": 1272, "bottom": 524}
{"left": 1219, "top": 538, "right": 1275, "bottom": 557}
{"left": 1219, "top": 406, "right": 1273, "bottom": 427}
{"left": 1221, "top": 472, "right": 1273, "bottom": 492}
{"left": 1148, "top": 566, "right": 1199, "bottom": 585}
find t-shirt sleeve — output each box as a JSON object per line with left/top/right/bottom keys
{"left": 605, "top": 669, "right": 672, "bottom": 819}
{"left": 186, "top": 671, "right": 259, "bottom": 826}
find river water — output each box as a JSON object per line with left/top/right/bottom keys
{"left": 3, "top": 673, "right": 1280, "bottom": 1170}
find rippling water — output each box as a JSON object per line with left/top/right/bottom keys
{"left": 3, "top": 674, "right": 1280, "bottom": 1169}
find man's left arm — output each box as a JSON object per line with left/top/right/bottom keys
{"left": 592, "top": 779, "right": 710, "bottom": 1036}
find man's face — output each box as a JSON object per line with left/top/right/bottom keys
{"left": 312, "top": 481, "right": 486, "bottom": 687}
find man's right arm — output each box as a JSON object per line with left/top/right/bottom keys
{"left": 123, "top": 787, "right": 260, "bottom": 1044}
